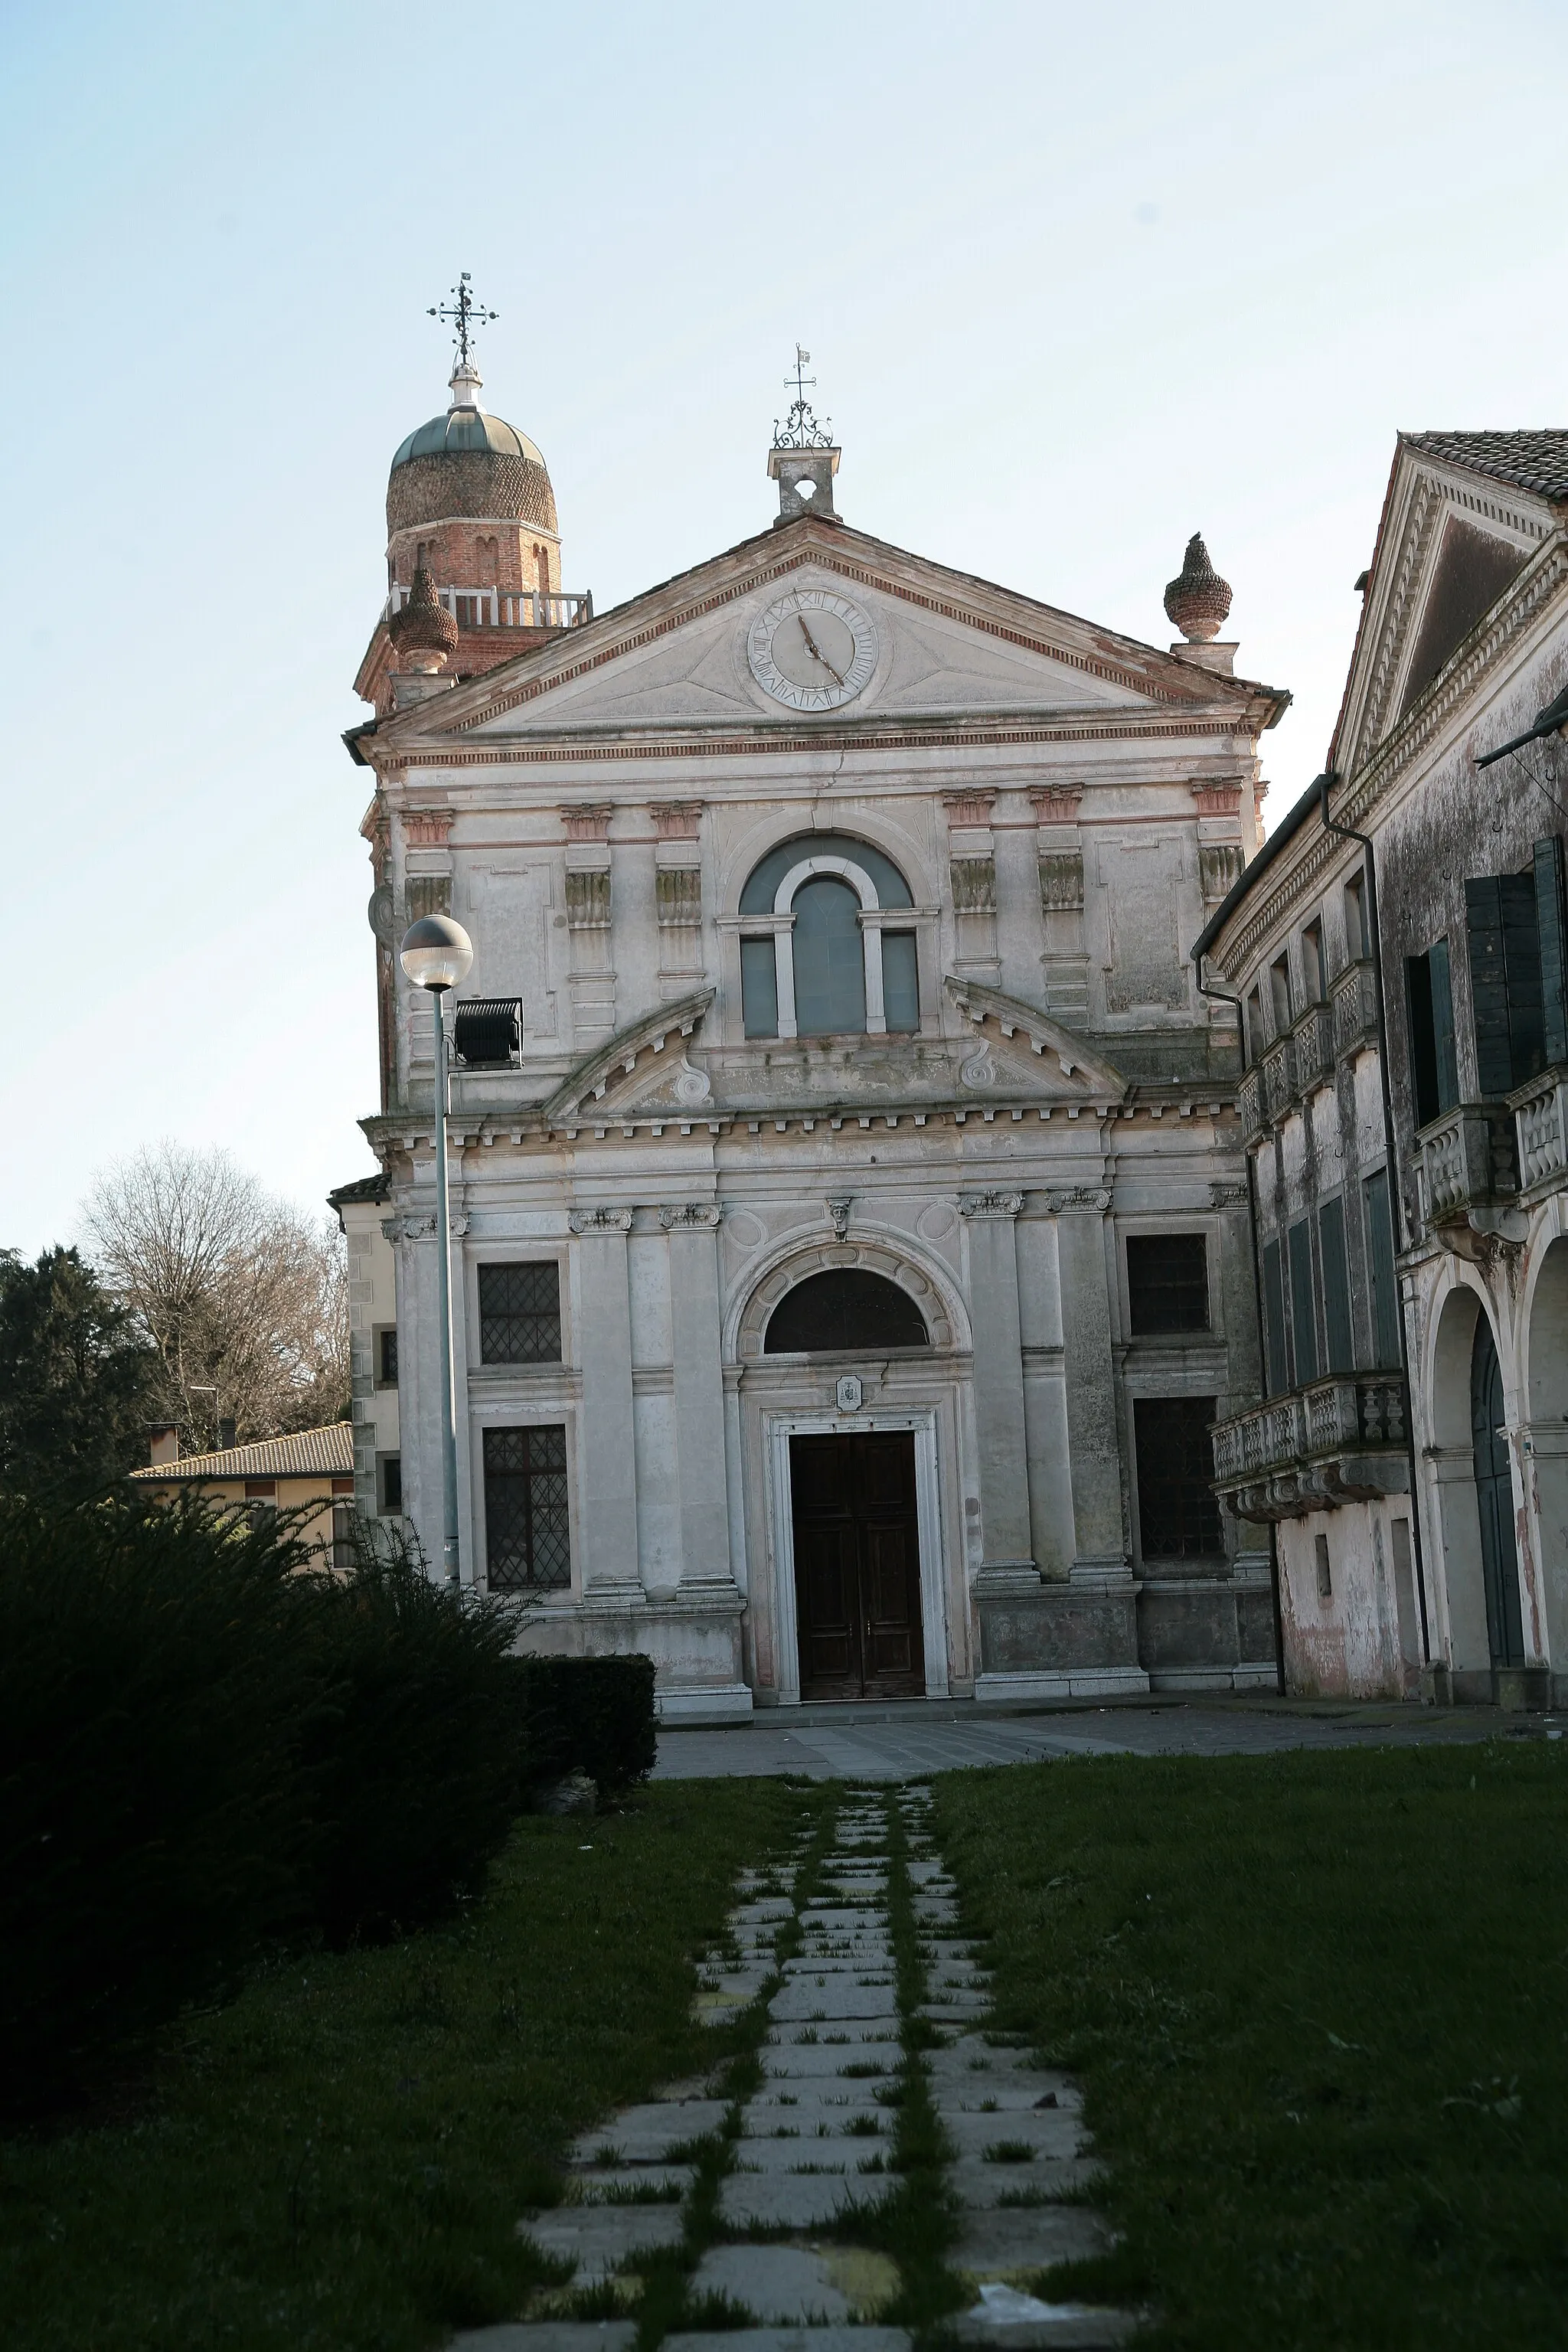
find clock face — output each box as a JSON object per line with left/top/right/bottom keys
{"left": 746, "top": 587, "right": 877, "bottom": 712}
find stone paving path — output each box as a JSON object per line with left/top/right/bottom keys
{"left": 450, "top": 1787, "right": 1134, "bottom": 2352}
{"left": 651, "top": 1697, "right": 1545, "bottom": 1782}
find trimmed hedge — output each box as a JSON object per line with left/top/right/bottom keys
{"left": 0, "top": 1496, "right": 659, "bottom": 2117}
{"left": 516, "top": 1653, "right": 658, "bottom": 1795}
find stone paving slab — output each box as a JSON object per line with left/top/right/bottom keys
{"left": 665, "top": 2332, "right": 913, "bottom": 2352}
{"left": 946, "top": 2158, "right": 1105, "bottom": 2207}
{"left": 690, "top": 2244, "right": 851, "bottom": 2323}
{"left": 769, "top": 1980, "right": 900, "bottom": 2020}
{"left": 572, "top": 2100, "right": 727, "bottom": 2164}
{"left": 940, "top": 2111, "right": 1083, "bottom": 2159}
{"left": 762, "top": 2045, "right": 898, "bottom": 2078}
{"left": 518, "top": 2203, "right": 685, "bottom": 2281}
{"left": 717, "top": 2171, "right": 893, "bottom": 2226}
{"left": 448, "top": 2325, "right": 639, "bottom": 2352}
{"left": 952, "top": 2207, "right": 1112, "bottom": 2272}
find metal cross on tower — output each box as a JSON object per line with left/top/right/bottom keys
{"left": 774, "top": 343, "right": 834, "bottom": 451}
{"left": 428, "top": 273, "right": 499, "bottom": 370}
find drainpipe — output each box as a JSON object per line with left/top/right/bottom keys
{"left": 1316, "top": 768, "right": 1433, "bottom": 1671}
{"left": 1193, "top": 960, "right": 1286, "bottom": 1697}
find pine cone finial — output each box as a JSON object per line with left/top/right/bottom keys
{"left": 389, "top": 564, "right": 460, "bottom": 671}
{"left": 1164, "top": 533, "right": 1233, "bottom": 642}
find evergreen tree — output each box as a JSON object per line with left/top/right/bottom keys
{"left": 0, "top": 1247, "right": 158, "bottom": 1501}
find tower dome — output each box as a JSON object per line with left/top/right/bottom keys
{"left": 387, "top": 361, "right": 558, "bottom": 537}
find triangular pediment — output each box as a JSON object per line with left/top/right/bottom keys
{"left": 942, "top": 976, "right": 1127, "bottom": 1100}
{"left": 1331, "top": 436, "right": 1557, "bottom": 781}
{"left": 373, "top": 518, "right": 1279, "bottom": 757}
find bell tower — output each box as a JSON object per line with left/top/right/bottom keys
{"left": 768, "top": 346, "right": 841, "bottom": 526}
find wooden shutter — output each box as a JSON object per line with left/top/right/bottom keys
{"left": 1262, "top": 1238, "right": 1288, "bottom": 1396}
{"left": 1318, "top": 1196, "right": 1354, "bottom": 1373}
{"left": 1288, "top": 1217, "right": 1318, "bottom": 1387}
{"left": 1429, "top": 936, "right": 1459, "bottom": 1109}
{"left": 1467, "top": 872, "right": 1544, "bottom": 1097}
{"left": 1363, "top": 1168, "right": 1400, "bottom": 1368}
{"left": 1535, "top": 837, "right": 1568, "bottom": 1067}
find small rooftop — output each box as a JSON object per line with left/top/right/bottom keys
{"left": 1405, "top": 431, "right": 1568, "bottom": 501}
{"left": 132, "top": 1422, "right": 355, "bottom": 1483}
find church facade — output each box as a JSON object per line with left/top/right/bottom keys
{"left": 345, "top": 346, "right": 1288, "bottom": 1720}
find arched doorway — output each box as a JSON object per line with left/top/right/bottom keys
{"left": 766, "top": 1268, "right": 930, "bottom": 1701}
{"left": 1472, "top": 1316, "right": 1525, "bottom": 1671}
{"left": 1427, "top": 1285, "right": 1493, "bottom": 1699}
{"left": 1526, "top": 1235, "right": 1568, "bottom": 1681}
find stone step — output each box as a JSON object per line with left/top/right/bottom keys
{"left": 940, "top": 2111, "right": 1084, "bottom": 2160}
{"left": 517, "top": 2202, "right": 684, "bottom": 2282}
{"left": 689, "top": 2243, "right": 898, "bottom": 2324}
{"left": 946, "top": 2158, "right": 1105, "bottom": 2208}
{"left": 717, "top": 2171, "right": 894, "bottom": 2228}
{"left": 571, "top": 2099, "right": 728, "bottom": 2164}
{"left": 762, "top": 2045, "right": 899, "bottom": 2079}
{"left": 769, "top": 1981, "right": 899, "bottom": 2023}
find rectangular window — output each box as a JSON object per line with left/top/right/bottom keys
{"left": 1126, "top": 1233, "right": 1210, "bottom": 1334}
{"left": 880, "top": 932, "right": 920, "bottom": 1032}
{"left": 1133, "top": 1396, "right": 1224, "bottom": 1558}
{"left": 1262, "top": 1236, "right": 1288, "bottom": 1396}
{"left": 332, "top": 1501, "right": 355, "bottom": 1575}
{"left": 1318, "top": 1195, "right": 1354, "bottom": 1374}
{"left": 1363, "top": 1168, "right": 1401, "bottom": 1367}
{"left": 1406, "top": 939, "right": 1459, "bottom": 1125}
{"left": 483, "top": 1423, "right": 571, "bottom": 1592}
{"left": 1344, "top": 872, "right": 1367, "bottom": 962}
{"left": 379, "top": 1453, "right": 402, "bottom": 1515}
{"left": 1288, "top": 1217, "right": 1318, "bottom": 1387}
{"left": 377, "top": 1326, "right": 398, "bottom": 1386}
{"left": 1246, "top": 987, "right": 1265, "bottom": 1067}
{"left": 740, "top": 935, "right": 779, "bottom": 1038}
{"left": 478, "top": 1262, "right": 562, "bottom": 1364}
{"left": 1315, "top": 1531, "right": 1333, "bottom": 1599}
{"left": 1269, "top": 955, "right": 1292, "bottom": 1035}
{"left": 1302, "top": 919, "right": 1325, "bottom": 1005}
{"left": 1466, "top": 871, "right": 1545, "bottom": 1096}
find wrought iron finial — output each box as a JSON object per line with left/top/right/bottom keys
{"left": 773, "top": 342, "right": 834, "bottom": 451}
{"left": 428, "top": 272, "right": 499, "bottom": 371}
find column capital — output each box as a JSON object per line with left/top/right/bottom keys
{"left": 659, "top": 1204, "right": 721, "bottom": 1230}
{"left": 1209, "top": 1181, "right": 1249, "bottom": 1208}
{"left": 1043, "top": 1186, "right": 1111, "bottom": 1214}
{"left": 383, "top": 1213, "right": 436, "bottom": 1241}
{"left": 959, "top": 1189, "right": 1024, "bottom": 1220}
{"left": 569, "top": 1206, "right": 635, "bottom": 1235}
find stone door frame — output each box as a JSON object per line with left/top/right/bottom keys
{"left": 763, "top": 1404, "right": 949, "bottom": 1704}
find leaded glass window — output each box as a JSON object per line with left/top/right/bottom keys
{"left": 483, "top": 1424, "right": 570, "bottom": 1592}
{"left": 479, "top": 1262, "right": 562, "bottom": 1364}
{"left": 1133, "top": 1396, "right": 1223, "bottom": 1558}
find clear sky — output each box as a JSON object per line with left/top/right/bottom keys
{"left": 3, "top": 0, "right": 1566, "bottom": 1255}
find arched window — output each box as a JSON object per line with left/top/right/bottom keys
{"left": 536, "top": 544, "right": 550, "bottom": 597}
{"left": 765, "top": 1269, "right": 929, "bottom": 1354}
{"left": 739, "top": 832, "right": 920, "bottom": 1040}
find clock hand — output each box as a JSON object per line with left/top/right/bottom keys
{"left": 797, "top": 613, "right": 846, "bottom": 688}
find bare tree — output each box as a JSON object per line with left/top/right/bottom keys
{"left": 80, "top": 1142, "right": 348, "bottom": 1451}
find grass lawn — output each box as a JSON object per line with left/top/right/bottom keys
{"left": 936, "top": 1738, "right": 1568, "bottom": 2351}
{"left": 1, "top": 1778, "right": 825, "bottom": 2352}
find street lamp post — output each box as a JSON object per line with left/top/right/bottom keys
{"left": 399, "top": 913, "right": 475, "bottom": 1586}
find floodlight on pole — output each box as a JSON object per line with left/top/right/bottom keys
{"left": 398, "top": 914, "right": 475, "bottom": 1586}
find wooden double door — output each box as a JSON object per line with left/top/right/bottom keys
{"left": 790, "top": 1432, "right": 926, "bottom": 1700}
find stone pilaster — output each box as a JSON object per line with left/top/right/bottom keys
{"left": 659, "top": 1204, "right": 738, "bottom": 1591}
{"left": 1047, "top": 1186, "right": 1129, "bottom": 1581}
{"left": 568, "top": 1207, "right": 643, "bottom": 1604}
{"left": 959, "top": 1190, "right": 1038, "bottom": 1589}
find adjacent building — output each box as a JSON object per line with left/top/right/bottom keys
{"left": 1196, "top": 431, "right": 1568, "bottom": 1704}
{"left": 344, "top": 336, "right": 1291, "bottom": 1720}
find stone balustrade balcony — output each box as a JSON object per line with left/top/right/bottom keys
{"left": 1414, "top": 1102, "right": 1519, "bottom": 1230}
{"left": 1263, "top": 1038, "right": 1295, "bottom": 1121}
{"left": 387, "top": 581, "right": 593, "bottom": 631}
{"left": 1211, "top": 1372, "right": 1410, "bottom": 1523}
{"left": 1331, "top": 959, "right": 1378, "bottom": 1057}
{"left": 1511, "top": 1065, "right": 1568, "bottom": 1195}
{"left": 1292, "top": 1001, "right": 1334, "bottom": 1092}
